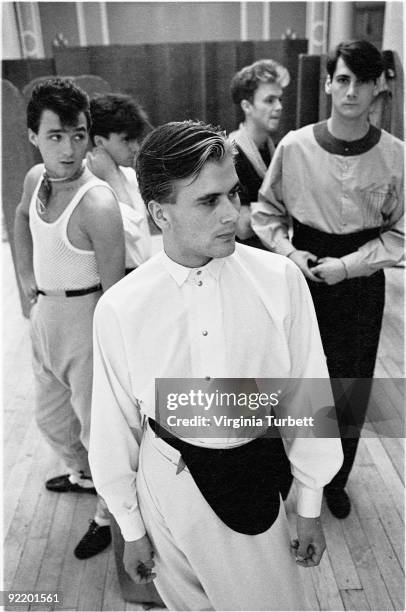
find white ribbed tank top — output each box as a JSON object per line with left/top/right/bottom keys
{"left": 29, "top": 173, "right": 109, "bottom": 290}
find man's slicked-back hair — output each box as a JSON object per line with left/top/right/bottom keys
{"left": 89, "top": 93, "right": 152, "bottom": 144}
{"left": 26, "top": 77, "right": 91, "bottom": 133}
{"left": 136, "top": 120, "right": 233, "bottom": 205}
{"left": 230, "top": 59, "right": 290, "bottom": 105}
{"left": 326, "top": 40, "right": 384, "bottom": 82}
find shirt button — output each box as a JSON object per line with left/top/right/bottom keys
{"left": 196, "top": 270, "right": 202, "bottom": 275}
{"left": 202, "top": 330, "right": 208, "bottom": 336}
{"left": 197, "top": 280, "right": 203, "bottom": 286}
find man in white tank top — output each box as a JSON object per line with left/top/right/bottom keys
{"left": 87, "top": 93, "right": 152, "bottom": 273}
{"left": 14, "top": 78, "right": 125, "bottom": 560}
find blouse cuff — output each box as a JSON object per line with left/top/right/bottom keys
{"left": 340, "top": 252, "right": 371, "bottom": 278}
{"left": 296, "top": 482, "right": 323, "bottom": 517}
{"left": 115, "top": 506, "right": 147, "bottom": 542}
{"left": 277, "top": 239, "right": 297, "bottom": 257}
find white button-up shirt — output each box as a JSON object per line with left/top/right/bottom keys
{"left": 89, "top": 244, "right": 343, "bottom": 540}
{"left": 117, "top": 166, "right": 151, "bottom": 268}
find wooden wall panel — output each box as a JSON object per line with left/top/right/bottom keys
{"left": 57, "top": 45, "right": 152, "bottom": 102}
{"left": 52, "top": 39, "right": 307, "bottom": 135}
{"left": 204, "top": 42, "right": 239, "bottom": 131}
{"left": 144, "top": 42, "right": 206, "bottom": 125}
{"left": 53, "top": 46, "right": 92, "bottom": 76}
{"left": 2, "top": 80, "right": 32, "bottom": 317}
{"left": 55, "top": 43, "right": 207, "bottom": 127}
{"left": 272, "top": 39, "right": 307, "bottom": 138}
{"left": 296, "top": 55, "right": 321, "bottom": 128}
{"left": 318, "top": 54, "right": 331, "bottom": 122}
{"left": 2, "top": 59, "right": 56, "bottom": 92}
{"left": 383, "top": 51, "right": 404, "bottom": 141}
{"left": 108, "top": 45, "right": 165, "bottom": 124}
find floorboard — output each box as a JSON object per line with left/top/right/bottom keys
{"left": 3, "top": 243, "right": 404, "bottom": 611}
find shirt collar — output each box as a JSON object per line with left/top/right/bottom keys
{"left": 313, "top": 120, "right": 381, "bottom": 156}
{"left": 161, "top": 250, "right": 227, "bottom": 287}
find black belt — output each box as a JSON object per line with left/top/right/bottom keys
{"left": 292, "top": 219, "right": 381, "bottom": 258}
{"left": 36, "top": 283, "right": 102, "bottom": 297}
{"left": 149, "top": 418, "right": 283, "bottom": 535}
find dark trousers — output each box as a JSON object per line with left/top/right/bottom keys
{"left": 293, "top": 220, "right": 385, "bottom": 491}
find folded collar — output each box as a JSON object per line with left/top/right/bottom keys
{"left": 313, "top": 120, "right": 381, "bottom": 156}
{"left": 161, "top": 251, "right": 227, "bottom": 287}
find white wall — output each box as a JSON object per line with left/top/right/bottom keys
{"left": 5, "top": 1, "right": 310, "bottom": 60}
{"left": 2, "top": 2, "right": 22, "bottom": 59}
{"left": 383, "top": 1, "right": 403, "bottom": 64}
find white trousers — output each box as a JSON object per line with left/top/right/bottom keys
{"left": 137, "top": 425, "right": 310, "bottom": 611}
{"left": 30, "top": 292, "right": 108, "bottom": 521}
{"left": 30, "top": 293, "right": 99, "bottom": 474}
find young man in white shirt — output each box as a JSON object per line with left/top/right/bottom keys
{"left": 87, "top": 93, "right": 152, "bottom": 273}
{"left": 89, "top": 120, "right": 343, "bottom": 610}
{"left": 252, "top": 40, "right": 404, "bottom": 519}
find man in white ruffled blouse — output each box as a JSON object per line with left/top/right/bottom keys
{"left": 87, "top": 93, "right": 152, "bottom": 274}
{"left": 89, "top": 120, "right": 343, "bottom": 611}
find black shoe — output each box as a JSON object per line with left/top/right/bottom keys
{"left": 45, "top": 474, "right": 96, "bottom": 495}
{"left": 74, "top": 520, "right": 112, "bottom": 559}
{"left": 325, "top": 487, "right": 351, "bottom": 519}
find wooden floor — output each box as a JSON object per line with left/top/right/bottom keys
{"left": 3, "top": 239, "right": 405, "bottom": 612}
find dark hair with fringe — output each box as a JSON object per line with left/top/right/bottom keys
{"left": 89, "top": 93, "right": 152, "bottom": 144}
{"left": 230, "top": 59, "right": 290, "bottom": 105}
{"left": 136, "top": 120, "right": 233, "bottom": 205}
{"left": 26, "top": 77, "right": 91, "bottom": 133}
{"left": 326, "top": 40, "right": 384, "bottom": 82}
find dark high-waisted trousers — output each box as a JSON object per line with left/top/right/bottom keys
{"left": 292, "top": 219, "right": 385, "bottom": 491}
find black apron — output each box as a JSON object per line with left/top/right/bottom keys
{"left": 149, "top": 418, "right": 285, "bottom": 535}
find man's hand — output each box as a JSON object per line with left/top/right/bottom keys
{"left": 86, "top": 147, "right": 119, "bottom": 183}
{"left": 123, "top": 534, "right": 156, "bottom": 583}
{"left": 312, "top": 257, "right": 347, "bottom": 285}
{"left": 288, "top": 250, "right": 323, "bottom": 283}
{"left": 291, "top": 516, "right": 326, "bottom": 567}
{"left": 20, "top": 273, "right": 38, "bottom": 304}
